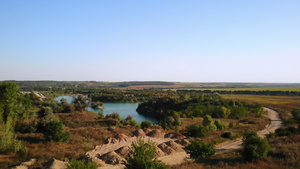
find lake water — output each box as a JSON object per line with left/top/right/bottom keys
{"left": 55, "top": 96, "right": 157, "bottom": 124}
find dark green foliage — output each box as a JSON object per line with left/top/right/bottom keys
{"left": 184, "top": 124, "right": 207, "bottom": 138}
{"left": 221, "top": 131, "right": 233, "bottom": 138}
{"left": 105, "top": 112, "right": 120, "bottom": 121}
{"left": 40, "top": 121, "right": 70, "bottom": 142}
{"left": 203, "top": 115, "right": 217, "bottom": 131}
{"left": 123, "top": 139, "right": 171, "bottom": 169}
{"left": 136, "top": 93, "right": 261, "bottom": 129}
{"left": 67, "top": 159, "right": 97, "bottom": 169}
{"left": 242, "top": 131, "right": 270, "bottom": 161}
{"left": 184, "top": 140, "right": 215, "bottom": 160}
{"left": 292, "top": 108, "right": 300, "bottom": 122}
{"left": 229, "top": 122, "right": 234, "bottom": 128}
{"left": 275, "top": 127, "right": 298, "bottom": 136}
{"left": 0, "top": 82, "right": 20, "bottom": 123}
{"left": 0, "top": 120, "right": 26, "bottom": 153}
{"left": 214, "top": 120, "right": 225, "bottom": 130}
{"left": 141, "top": 121, "right": 152, "bottom": 129}
{"left": 73, "top": 95, "right": 90, "bottom": 111}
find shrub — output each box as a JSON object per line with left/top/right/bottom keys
{"left": 229, "top": 122, "right": 234, "bottom": 128}
{"left": 242, "top": 131, "right": 270, "bottom": 161}
{"left": 184, "top": 140, "right": 215, "bottom": 160}
{"left": 184, "top": 124, "right": 207, "bottom": 138}
{"left": 214, "top": 120, "right": 225, "bottom": 130}
{"left": 203, "top": 115, "right": 217, "bottom": 131}
{"left": 141, "top": 121, "right": 152, "bottom": 129}
{"left": 40, "top": 121, "right": 70, "bottom": 142}
{"left": 292, "top": 108, "right": 300, "bottom": 121}
{"left": 275, "top": 126, "right": 298, "bottom": 136}
{"left": 123, "top": 139, "right": 170, "bottom": 169}
{"left": 105, "top": 112, "right": 120, "bottom": 121}
{"left": 67, "top": 159, "right": 97, "bottom": 169}
{"left": 221, "top": 131, "right": 233, "bottom": 139}
{"left": 0, "top": 121, "right": 27, "bottom": 153}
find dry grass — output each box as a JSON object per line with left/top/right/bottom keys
{"left": 179, "top": 111, "right": 269, "bottom": 144}
{"left": 173, "top": 135, "right": 300, "bottom": 169}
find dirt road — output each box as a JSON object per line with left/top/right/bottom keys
{"left": 215, "top": 107, "right": 283, "bottom": 152}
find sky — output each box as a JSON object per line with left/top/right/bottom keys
{"left": 0, "top": 0, "right": 299, "bottom": 83}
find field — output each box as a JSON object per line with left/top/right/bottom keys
{"left": 221, "top": 95, "right": 300, "bottom": 120}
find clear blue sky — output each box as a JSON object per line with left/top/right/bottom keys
{"left": 0, "top": 0, "right": 299, "bottom": 82}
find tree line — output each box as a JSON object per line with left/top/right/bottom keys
{"left": 178, "top": 89, "right": 300, "bottom": 96}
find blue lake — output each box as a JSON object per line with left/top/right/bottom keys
{"left": 55, "top": 96, "right": 157, "bottom": 124}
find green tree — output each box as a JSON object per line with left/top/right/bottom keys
{"left": 0, "top": 119, "right": 25, "bottom": 153}
{"left": 141, "top": 121, "right": 152, "bottom": 129}
{"left": 203, "top": 115, "right": 217, "bottom": 131}
{"left": 184, "top": 140, "right": 215, "bottom": 160}
{"left": 292, "top": 108, "right": 300, "bottom": 121}
{"left": 0, "top": 82, "right": 20, "bottom": 123}
{"left": 184, "top": 124, "right": 207, "bottom": 138}
{"left": 123, "top": 139, "right": 170, "bottom": 169}
{"left": 214, "top": 120, "right": 225, "bottom": 130}
{"left": 242, "top": 131, "right": 270, "bottom": 161}
{"left": 40, "top": 121, "right": 70, "bottom": 142}
{"left": 73, "top": 95, "right": 89, "bottom": 111}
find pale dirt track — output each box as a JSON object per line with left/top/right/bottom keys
{"left": 98, "top": 107, "right": 282, "bottom": 168}
{"left": 157, "top": 107, "right": 283, "bottom": 166}
{"left": 214, "top": 107, "right": 283, "bottom": 152}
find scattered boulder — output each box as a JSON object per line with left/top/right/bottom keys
{"left": 44, "top": 158, "right": 68, "bottom": 169}
{"left": 115, "top": 146, "right": 130, "bottom": 157}
{"left": 147, "top": 130, "right": 165, "bottom": 138}
{"left": 105, "top": 137, "right": 119, "bottom": 144}
{"left": 158, "top": 143, "right": 176, "bottom": 155}
{"left": 175, "top": 139, "right": 190, "bottom": 146}
{"left": 89, "top": 156, "right": 106, "bottom": 167}
{"left": 133, "top": 129, "right": 146, "bottom": 137}
{"left": 143, "top": 128, "right": 152, "bottom": 134}
{"left": 99, "top": 151, "right": 124, "bottom": 165}
{"left": 114, "top": 133, "right": 128, "bottom": 140}
{"left": 12, "top": 159, "right": 37, "bottom": 169}
{"left": 155, "top": 147, "right": 166, "bottom": 157}
{"left": 165, "top": 141, "right": 184, "bottom": 152}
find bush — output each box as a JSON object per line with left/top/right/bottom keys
{"left": 184, "top": 140, "right": 215, "bottom": 160}
{"left": 105, "top": 112, "right": 120, "bottom": 121}
{"left": 123, "top": 139, "right": 170, "bottom": 169}
{"left": 242, "top": 131, "right": 270, "bottom": 161}
{"left": 292, "top": 108, "right": 300, "bottom": 121}
{"left": 141, "top": 121, "right": 152, "bottom": 129}
{"left": 275, "top": 126, "right": 298, "bottom": 137}
{"left": 214, "top": 120, "right": 225, "bottom": 130}
{"left": 229, "top": 122, "right": 234, "bottom": 128}
{"left": 221, "top": 131, "right": 233, "bottom": 139}
{"left": 40, "top": 121, "right": 70, "bottom": 142}
{"left": 0, "top": 120, "right": 27, "bottom": 153}
{"left": 67, "top": 159, "right": 97, "bottom": 169}
{"left": 184, "top": 124, "right": 207, "bottom": 138}
{"left": 203, "top": 115, "right": 217, "bottom": 131}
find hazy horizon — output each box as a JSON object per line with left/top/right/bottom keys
{"left": 1, "top": 1, "right": 299, "bottom": 83}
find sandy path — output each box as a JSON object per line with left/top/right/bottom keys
{"left": 215, "top": 107, "right": 283, "bottom": 152}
